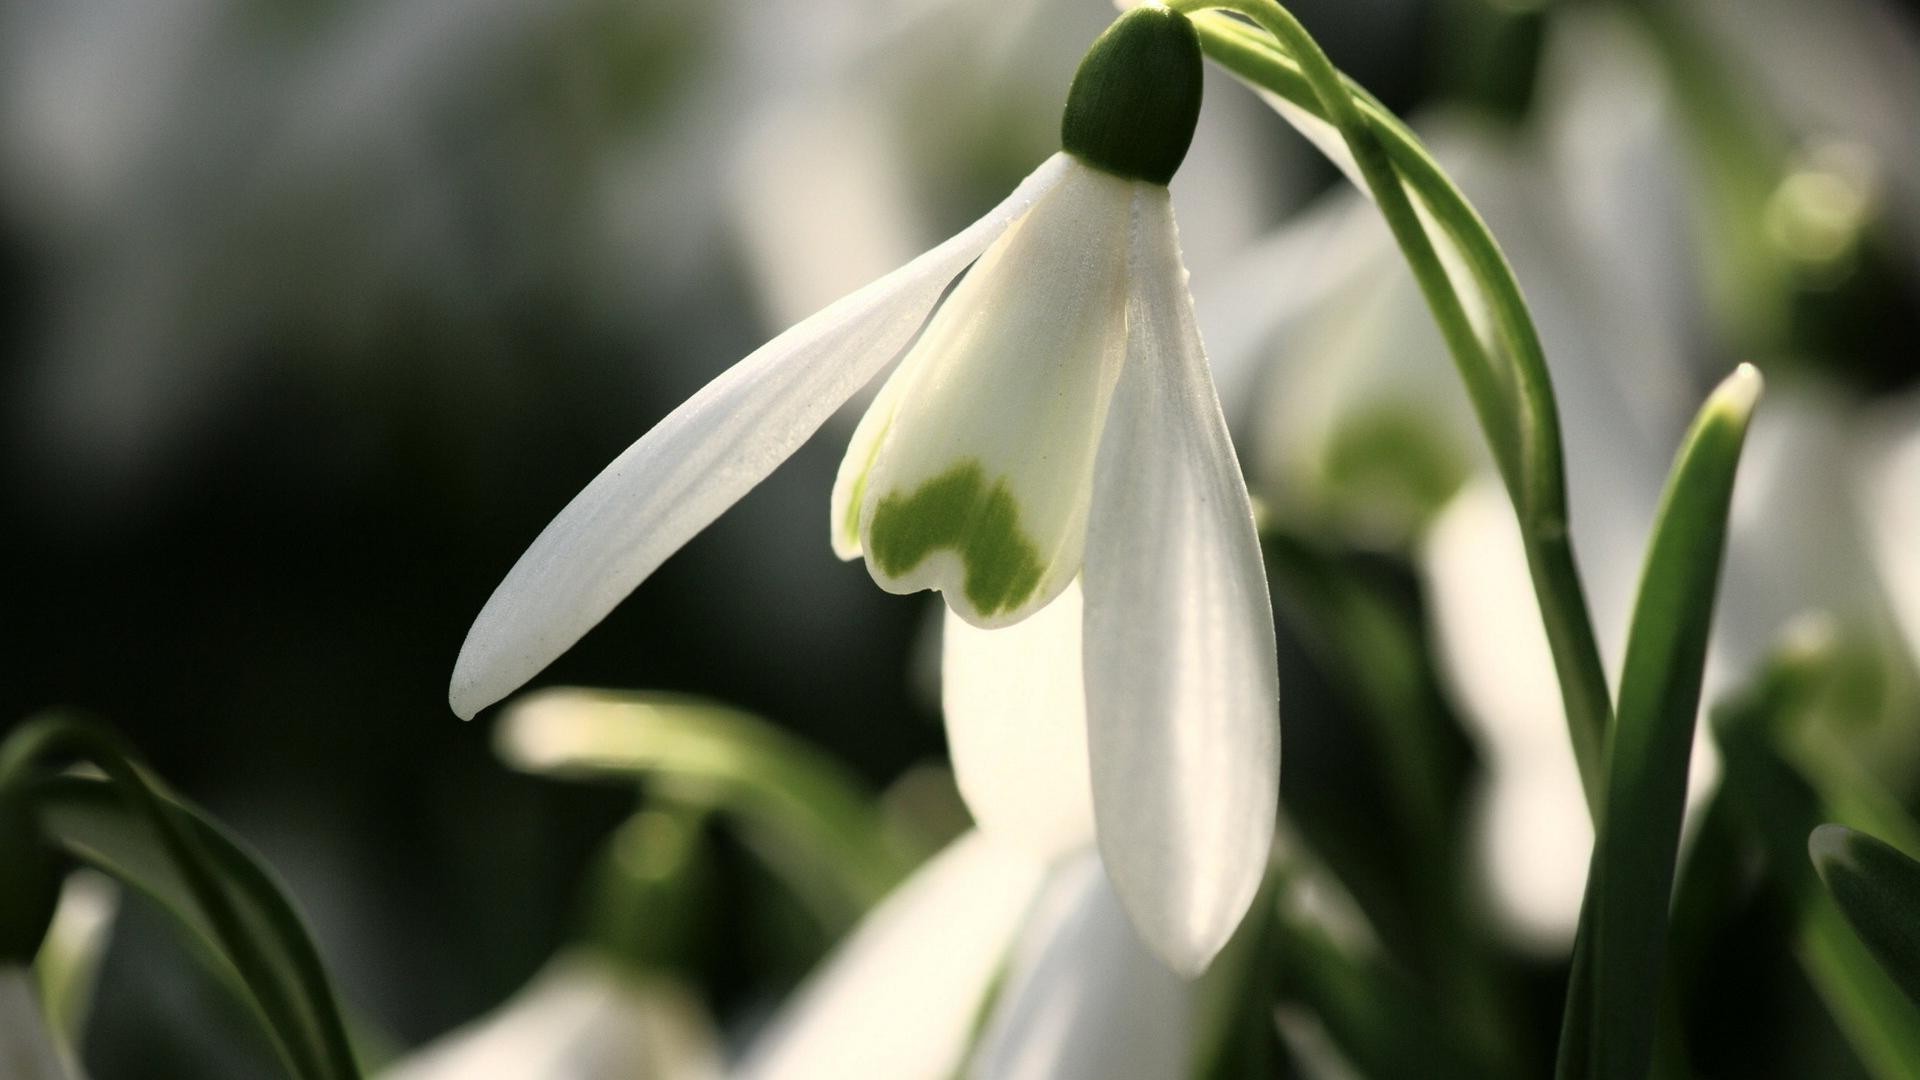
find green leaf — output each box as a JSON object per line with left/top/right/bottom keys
{"left": 495, "top": 688, "right": 921, "bottom": 930}
{"left": 1811, "top": 825, "right": 1920, "bottom": 1010}
{"left": 28, "top": 775, "right": 358, "bottom": 1080}
{"left": 1558, "top": 365, "right": 1763, "bottom": 1080}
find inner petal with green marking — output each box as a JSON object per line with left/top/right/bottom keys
{"left": 868, "top": 460, "right": 1046, "bottom": 617}
{"left": 836, "top": 158, "right": 1140, "bottom": 627}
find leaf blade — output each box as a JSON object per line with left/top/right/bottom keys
{"left": 1811, "top": 825, "right": 1920, "bottom": 1009}
{"left": 1558, "top": 365, "right": 1763, "bottom": 1080}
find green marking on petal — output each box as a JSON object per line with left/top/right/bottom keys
{"left": 868, "top": 460, "right": 1046, "bottom": 617}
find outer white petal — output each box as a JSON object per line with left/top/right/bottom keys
{"left": 941, "top": 582, "right": 1097, "bottom": 861}
{"left": 0, "top": 966, "right": 75, "bottom": 1080}
{"left": 1860, "top": 398, "right": 1920, "bottom": 665}
{"left": 381, "top": 953, "right": 720, "bottom": 1080}
{"left": 1081, "top": 187, "right": 1279, "bottom": 977}
{"left": 449, "top": 154, "right": 1072, "bottom": 718}
{"left": 736, "top": 830, "right": 1047, "bottom": 1080}
{"left": 854, "top": 159, "right": 1135, "bottom": 628}
{"left": 968, "top": 854, "right": 1192, "bottom": 1080}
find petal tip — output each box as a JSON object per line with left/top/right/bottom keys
{"left": 448, "top": 638, "right": 510, "bottom": 722}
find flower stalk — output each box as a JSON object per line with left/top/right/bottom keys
{"left": 1167, "top": 0, "right": 1614, "bottom": 810}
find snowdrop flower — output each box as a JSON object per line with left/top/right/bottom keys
{"left": 380, "top": 951, "right": 720, "bottom": 1080}
{"left": 454, "top": 6, "right": 1277, "bottom": 975}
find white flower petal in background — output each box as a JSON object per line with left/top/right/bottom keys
{"left": 33, "top": 872, "right": 118, "bottom": 1057}
{"left": 731, "top": 92, "right": 928, "bottom": 333}
{"left": 1423, "top": 478, "right": 1719, "bottom": 948}
{"left": 381, "top": 953, "right": 719, "bottom": 1080}
{"left": 942, "top": 583, "right": 1097, "bottom": 862}
{"left": 852, "top": 161, "right": 1134, "bottom": 628}
{"left": 1720, "top": 387, "right": 1890, "bottom": 688}
{"left": 449, "top": 153, "right": 1071, "bottom": 718}
{"left": 1538, "top": 6, "right": 1702, "bottom": 427}
{"left": 1082, "top": 186, "right": 1278, "bottom": 977}
{"left": 1861, "top": 397, "right": 1920, "bottom": 666}
{"left": 0, "top": 966, "right": 75, "bottom": 1080}
{"left": 736, "top": 830, "right": 1046, "bottom": 1080}
{"left": 967, "top": 854, "right": 1192, "bottom": 1080}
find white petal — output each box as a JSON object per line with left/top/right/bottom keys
{"left": 381, "top": 953, "right": 720, "bottom": 1080}
{"left": 1861, "top": 398, "right": 1920, "bottom": 667}
{"left": 449, "top": 154, "right": 1073, "bottom": 718}
{"left": 736, "top": 831, "right": 1047, "bottom": 1080}
{"left": 941, "top": 582, "right": 1097, "bottom": 861}
{"left": 968, "top": 854, "right": 1192, "bottom": 1080}
{"left": 0, "top": 966, "right": 76, "bottom": 1080}
{"left": 853, "top": 159, "right": 1136, "bottom": 628}
{"left": 34, "top": 872, "right": 118, "bottom": 1052}
{"left": 1081, "top": 188, "right": 1279, "bottom": 977}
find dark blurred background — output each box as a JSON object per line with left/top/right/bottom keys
{"left": 5, "top": 0, "right": 1919, "bottom": 1075}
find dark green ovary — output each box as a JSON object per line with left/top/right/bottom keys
{"left": 867, "top": 460, "right": 1046, "bottom": 617}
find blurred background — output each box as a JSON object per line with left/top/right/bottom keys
{"left": 4, "top": 0, "right": 1920, "bottom": 1075}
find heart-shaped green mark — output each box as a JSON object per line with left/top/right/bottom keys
{"left": 868, "top": 460, "right": 1046, "bottom": 617}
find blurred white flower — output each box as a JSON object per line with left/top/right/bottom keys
{"left": 0, "top": 966, "right": 76, "bottom": 1080}
{"left": 456, "top": 9, "right": 1279, "bottom": 975}
{"left": 735, "top": 835, "right": 1191, "bottom": 1080}
{"left": 380, "top": 952, "right": 720, "bottom": 1080}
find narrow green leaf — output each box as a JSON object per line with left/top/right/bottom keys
{"left": 28, "top": 775, "right": 359, "bottom": 1080}
{"left": 496, "top": 688, "right": 920, "bottom": 929}
{"left": 1811, "top": 825, "right": 1920, "bottom": 1009}
{"left": 1558, "top": 365, "right": 1763, "bottom": 1080}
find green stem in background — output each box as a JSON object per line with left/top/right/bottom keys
{"left": 1557, "top": 365, "right": 1761, "bottom": 1080}
{"left": 1168, "top": 0, "right": 1613, "bottom": 810}
{"left": 0, "top": 717, "right": 360, "bottom": 1080}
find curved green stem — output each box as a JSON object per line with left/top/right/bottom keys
{"left": 1168, "top": 0, "right": 1613, "bottom": 809}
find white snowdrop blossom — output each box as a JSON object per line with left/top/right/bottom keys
{"left": 452, "top": 7, "right": 1278, "bottom": 975}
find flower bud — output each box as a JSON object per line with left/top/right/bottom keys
{"left": 1060, "top": 6, "right": 1204, "bottom": 186}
